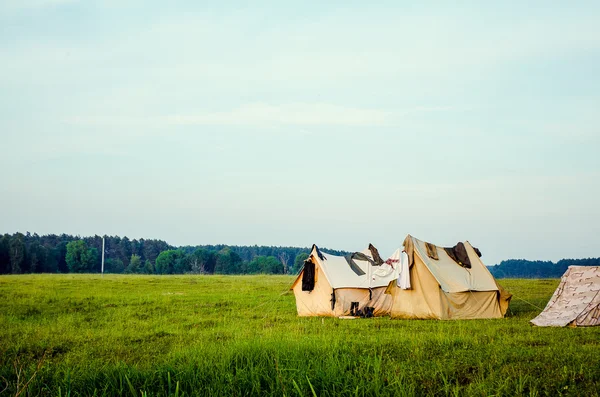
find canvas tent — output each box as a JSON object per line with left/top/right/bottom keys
{"left": 531, "top": 266, "right": 600, "bottom": 327}
{"left": 385, "top": 235, "right": 511, "bottom": 320}
{"left": 291, "top": 244, "right": 400, "bottom": 317}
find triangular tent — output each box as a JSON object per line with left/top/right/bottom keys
{"left": 531, "top": 266, "right": 600, "bottom": 327}
{"left": 385, "top": 235, "right": 511, "bottom": 320}
{"left": 291, "top": 244, "right": 399, "bottom": 317}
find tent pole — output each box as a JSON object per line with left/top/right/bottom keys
{"left": 367, "top": 251, "right": 372, "bottom": 301}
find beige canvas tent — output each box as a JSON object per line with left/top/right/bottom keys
{"left": 531, "top": 266, "right": 600, "bottom": 327}
{"left": 385, "top": 235, "right": 511, "bottom": 320}
{"left": 291, "top": 244, "right": 400, "bottom": 317}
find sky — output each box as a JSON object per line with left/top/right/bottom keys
{"left": 1, "top": 1, "right": 599, "bottom": 265}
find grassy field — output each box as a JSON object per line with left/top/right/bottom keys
{"left": 0, "top": 275, "right": 598, "bottom": 396}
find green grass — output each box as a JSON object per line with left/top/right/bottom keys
{"left": 0, "top": 275, "right": 598, "bottom": 396}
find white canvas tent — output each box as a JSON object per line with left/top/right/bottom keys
{"left": 291, "top": 244, "right": 400, "bottom": 317}
{"left": 531, "top": 266, "right": 600, "bottom": 327}
{"left": 385, "top": 235, "right": 511, "bottom": 320}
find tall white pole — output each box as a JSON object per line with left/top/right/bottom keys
{"left": 101, "top": 236, "right": 105, "bottom": 276}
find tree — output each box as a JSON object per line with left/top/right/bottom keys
{"left": 0, "top": 234, "right": 10, "bottom": 274}
{"left": 104, "top": 258, "right": 125, "bottom": 273}
{"left": 131, "top": 239, "right": 143, "bottom": 260}
{"left": 187, "top": 248, "right": 215, "bottom": 274}
{"left": 54, "top": 242, "right": 69, "bottom": 273}
{"left": 28, "top": 240, "right": 48, "bottom": 273}
{"left": 143, "top": 259, "right": 154, "bottom": 274}
{"left": 119, "top": 237, "right": 132, "bottom": 266}
{"left": 155, "top": 250, "right": 187, "bottom": 274}
{"left": 292, "top": 253, "right": 310, "bottom": 275}
{"left": 65, "top": 240, "right": 97, "bottom": 273}
{"left": 9, "top": 233, "right": 26, "bottom": 274}
{"left": 42, "top": 245, "right": 60, "bottom": 273}
{"left": 214, "top": 248, "right": 243, "bottom": 274}
{"left": 125, "top": 254, "right": 142, "bottom": 273}
{"left": 143, "top": 240, "right": 171, "bottom": 264}
{"left": 247, "top": 256, "right": 284, "bottom": 274}
{"left": 278, "top": 251, "right": 291, "bottom": 274}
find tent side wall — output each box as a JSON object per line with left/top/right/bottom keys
{"left": 332, "top": 287, "right": 392, "bottom": 317}
{"left": 575, "top": 292, "right": 600, "bottom": 326}
{"left": 292, "top": 262, "right": 337, "bottom": 317}
{"left": 292, "top": 270, "right": 392, "bottom": 316}
{"left": 388, "top": 253, "right": 445, "bottom": 319}
{"left": 441, "top": 291, "right": 503, "bottom": 319}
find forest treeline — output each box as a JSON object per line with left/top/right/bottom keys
{"left": 488, "top": 258, "right": 600, "bottom": 278}
{"left": 0, "top": 232, "right": 348, "bottom": 275}
{"left": 2, "top": 232, "right": 598, "bottom": 277}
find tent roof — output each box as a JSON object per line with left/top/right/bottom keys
{"left": 295, "top": 244, "right": 399, "bottom": 290}
{"left": 531, "top": 266, "right": 600, "bottom": 327}
{"left": 406, "top": 235, "right": 499, "bottom": 293}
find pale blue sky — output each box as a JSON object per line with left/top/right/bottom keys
{"left": 1, "top": 1, "right": 599, "bottom": 264}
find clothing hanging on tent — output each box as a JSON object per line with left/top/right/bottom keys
{"left": 368, "top": 243, "right": 385, "bottom": 265}
{"left": 444, "top": 242, "right": 472, "bottom": 269}
{"left": 302, "top": 260, "right": 315, "bottom": 291}
{"left": 425, "top": 242, "right": 439, "bottom": 260}
{"left": 397, "top": 251, "right": 411, "bottom": 289}
{"left": 344, "top": 253, "right": 369, "bottom": 275}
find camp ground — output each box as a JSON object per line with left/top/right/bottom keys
{"left": 531, "top": 265, "right": 600, "bottom": 327}
{"left": 292, "top": 235, "right": 512, "bottom": 320}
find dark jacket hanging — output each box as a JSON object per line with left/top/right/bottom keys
{"left": 368, "top": 243, "right": 385, "bottom": 265}
{"left": 444, "top": 242, "right": 472, "bottom": 269}
{"left": 302, "top": 260, "right": 316, "bottom": 291}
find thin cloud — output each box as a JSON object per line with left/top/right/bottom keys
{"left": 1, "top": 0, "right": 77, "bottom": 10}
{"left": 168, "top": 103, "right": 391, "bottom": 127}
{"left": 65, "top": 103, "right": 464, "bottom": 128}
